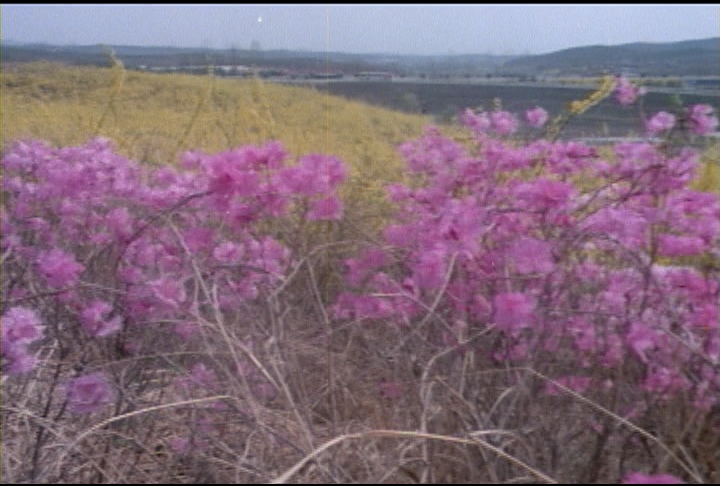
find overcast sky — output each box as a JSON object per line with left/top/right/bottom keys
{"left": 3, "top": 4, "right": 718, "bottom": 56}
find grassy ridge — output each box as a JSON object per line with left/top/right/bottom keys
{"left": 2, "top": 62, "right": 454, "bottom": 257}
{"left": 4, "top": 62, "right": 717, "bottom": 193}
{"left": 2, "top": 62, "right": 432, "bottom": 169}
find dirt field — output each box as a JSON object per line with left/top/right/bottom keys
{"left": 314, "top": 81, "right": 720, "bottom": 139}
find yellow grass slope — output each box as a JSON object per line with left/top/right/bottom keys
{"left": 3, "top": 62, "right": 716, "bottom": 220}
{"left": 2, "top": 62, "right": 450, "bottom": 251}
{"left": 3, "top": 62, "right": 430, "bottom": 176}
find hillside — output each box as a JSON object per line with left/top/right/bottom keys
{"left": 499, "top": 37, "right": 720, "bottom": 77}
{"left": 2, "top": 62, "right": 450, "bottom": 239}
{"left": 1, "top": 62, "right": 433, "bottom": 169}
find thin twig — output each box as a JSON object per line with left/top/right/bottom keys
{"left": 270, "top": 429, "right": 557, "bottom": 484}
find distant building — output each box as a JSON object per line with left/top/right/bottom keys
{"left": 354, "top": 71, "right": 393, "bottom": 80}
{"left": 307, "top": 72, "right": 344, "bottom": 80}
{"left": 618, "top": 68, "right": 639, "bottom": 79}
{"left": 683, "top": 77, "right": 720, "bottom": 91}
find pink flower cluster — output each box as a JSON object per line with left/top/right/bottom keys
{"left": 462, "top": 108, "right": 546, "bottom": 137}
{"left": 36, "top": 249, "right": 85, "bottom": 289}
{"left": 3, "top": 95, "right": 718, "bottom": 426}
{"left": 2, "top": 307, "right": 44, "bottom": 375}
{"left": 459, "top": 106, "right": 548, "bottom": 136}
{"left": 685, "top": 104, "right": 719, "bottom": 136}
{"left": 65, "top": 372, "right": 114, "bottom": 414}
{"left": 525, "top": 107, "right": 549, "bottom": 128}
{"left": 614, "top": 76, "right": 646, "bottom": 106}
{"left": 646, "top": 105, "right": 719, "bottom": 138}
{"left": 334, "top": 105, "right": 720, "bottom": 411}
{"left": 80, "top": 301, "right": 123, "bottom": 337}
{"left": 623, "top": 472, "right": 684, "bottom": 484}
{"left": 646, "top": 111, "right": 676, "bottom": 136}
{"left": 2, "top": 137, "right": 348, "bottom": 385}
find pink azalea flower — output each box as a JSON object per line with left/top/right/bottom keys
{"left": 213, "top": 241, "right": 245, "bottom": 264}
{"left": 626, "top": 322, "right": 657, "bottom": 364}
{"left": 386, "top": 183, "right": 412, "bottom": 203}
{"left": 505, "top": 340, "right": 530, "bottom": 361}
{"left": 584, "top": 207, "right": 648, "bottom": 250}
{"left": 646, "top": 111, "right": 676, "bottom": 136}
{"left": 2, "top": 307, "right": 44, "bottom": 347}
{"left": 704, "top": 334, "right": 720, "bottom": 365}
{"left": 150, "top": 277, "right": 187, "bottom": 308}
{"left": 614, "top": 77, "right": 646, "bottom": 106}
{"left": 622, "top": 472, "right": 683, "bottom": 484}
{"left": 277, "top": 154, "right": 347, "bottom": 196}
{"left": 36, "top": 249, "right": 84, "bottom": 288}
{"left": 235, "top": 279, "right": 259, "bottom": 301}
{"left": 525, "top": 107, "right": 549, "bottom": 128}
{"left": 298, "top": 154, "right": 347, "bottom": 192}
{"left": 383, "top": 224, "right": 414, "bottom": 247}
{"left": 151, "top": 166, "right": 179, "bottom": 186}
{"left": 603, "top": 334, "right": 626, "bottom": 368}
{"left": 274, "top": 166, "right": 312, "bottom": 195}
{"left": 515, "top": 178, "right": 573, "bottom": 211}
{"left": 344, "top": 248, "right": 387, "bottom": 287}
{"left": 226, "top": 201, "right": 258, "bottom": 227}
{"left": 3, "top": 347, "right": 39, "bottom": 375}
{"left": 570, "top": 318, "right": 598, "bottom": 353}
{"left": 491, "top": 111, "right": 519, "bottom": 136}
{"left": 689, "top": 303, "right": 718, "bottom": 331}
{"left": 80, "top": 301, "right": 123, "bottom": 338}
{"left": 686, "top": 104, "right": 719, "bottom": 136}
{"left": 1, "top": 304, "right": 44, "bottom": 375}
{"left": 244, "top": 236, "right": 290, "bottom": 279}
{"left": 657, "top": 234, "right": 706, "bottom": 257}
{"left": 183, "top": 227, "right": 215, "bottom": 253}
{"left": 507, "top": 237, "right": 554, "bottom": 274}
{"left": 118, "top": 265, "right": 143, "bottom": 284}
{"left": 494, "top": 293, "right": 535, "bottom": 332}
{"left": 306, "top": 195, "right": 344, "bottom": 221}
{"left": 413, "top": 249, "right": 447, "bottom": 289}
{"left": 461, "top": 109, "right": 491, "bottom": 135}
{"left": 254, "top": 140, "right": 288, "bottom": 170}
{"left": 643, "top": 366, "right": 692, "bottom": 396}
{"left": 65, "top": 372, "right": 114, "bottom": 414}
{"left": 203, "top": 153, "right": 260, "bottom": 197}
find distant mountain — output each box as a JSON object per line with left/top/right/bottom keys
{"left": 1, "top": 43, "right": 375, "bottom": 72}
{"left": 498, "top": 38, "right": 720, "bottom": 77}
{"left": 2, "top": 38, "right": 718, "bottom": 77}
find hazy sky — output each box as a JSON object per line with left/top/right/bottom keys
{"left": 3, "top": 4, "right": 719, "bottom": 56}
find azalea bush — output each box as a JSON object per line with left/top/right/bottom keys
{"left": 335, "top": 100, "right": 719, "bottom": 411}
{"left": 2, "top": 137, "right": 348, "bottom": 481}
{"left": 2, "top": 77, "right": 718, "bottom": 483}
{"left": 332, "top": 82, "right": 718, "bottom": 483}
